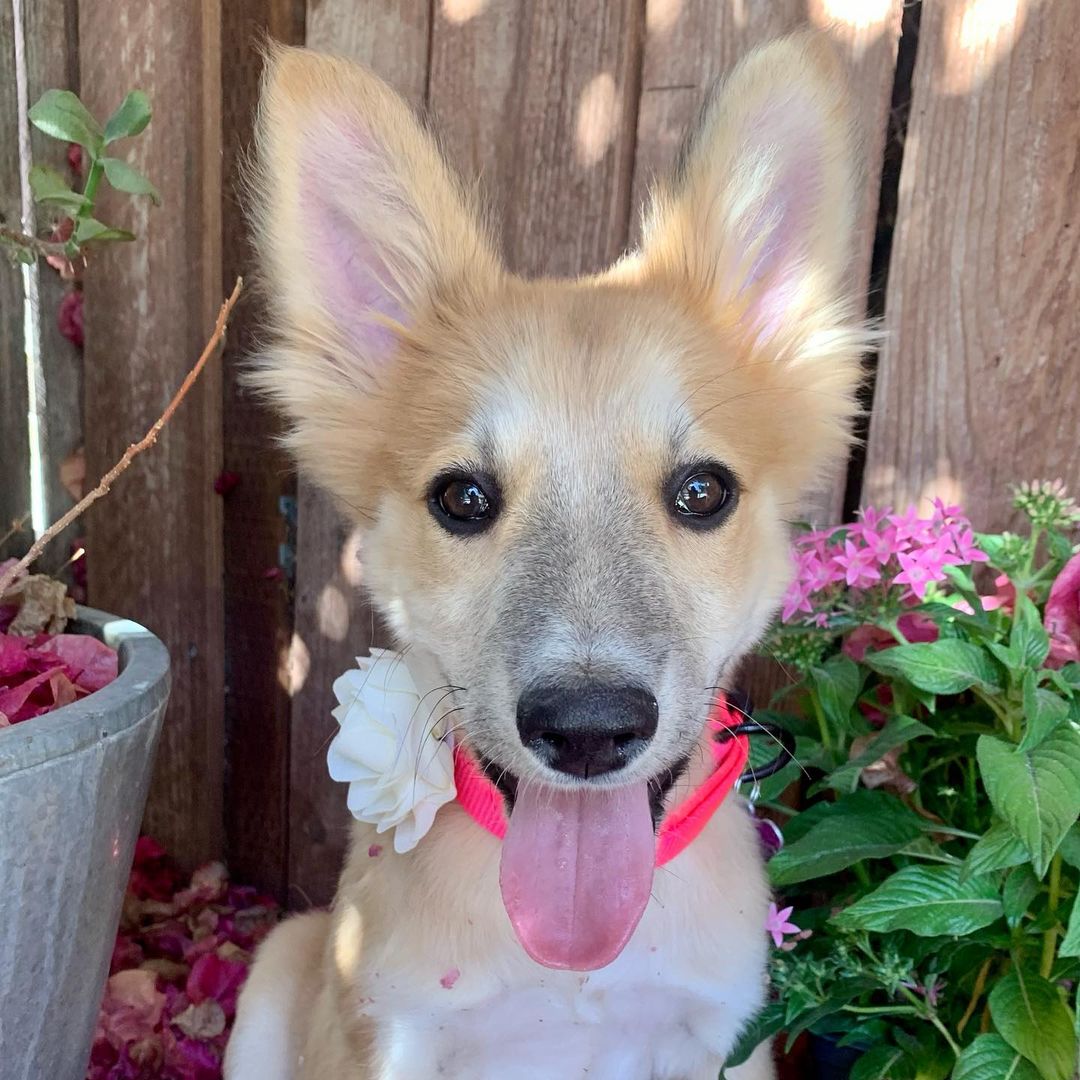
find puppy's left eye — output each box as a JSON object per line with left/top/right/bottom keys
{"left": 668, "top": 465, "right": 737, "bottom": 528}
{"left": 429, "top": 471, "right": 499, "bottom": 536}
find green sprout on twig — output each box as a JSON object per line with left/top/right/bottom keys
{"left": 1, "top": 88, "right": 159, "bottom": 265}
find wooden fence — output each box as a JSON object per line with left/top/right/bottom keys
{"left": 1, "top": 0, "right": 1077, "bottom": 908}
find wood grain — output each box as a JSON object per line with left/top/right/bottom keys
{"left": 286, "top": 0, "right": 430, "bottom": 908}
{"left": 23, "top": 0, "right": 83, "bottom": 580}
{"left": 220, "top": 0, "right": 304, "bottom": 902}
{"left": 864, "top": 0, "right": 1080, "bottom": 530}
{"left": 79, "top": 0, "right": 226, "bottom": 868}
{"left": 428, "top": 0, "right": 645, "bottom": 277}
{"left": 0, "top": 0, "right": 30, "bottom": 561}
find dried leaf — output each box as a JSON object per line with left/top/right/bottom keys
{"left": 3, "top": 574, "right": 75, "bottom": 635}
{"left": 850, "top": 734, "right": 917, "bottom": 795}
{"left": 170, "top": 999, "right": 226, "bottom": 1040}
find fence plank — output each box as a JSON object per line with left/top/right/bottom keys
{"left": 79, "top": 0, "right": 226, "bottom": 868}
{"left": 428, "top": 0, "right": 644, "bottom": 278}
{"left": 287, "top": 0, "right": 430, "bottom": 909}
{"left": 23, "top": 0, "right": 83, "bottom": 581}
{"left": 220, "top": 0, "right": 304, "bottom": 902}
{"left": 0, "top": 0, "right": 29, "bottom": 562}
{"left": 864, "top": 0, "right": 1080, "bottom": 529}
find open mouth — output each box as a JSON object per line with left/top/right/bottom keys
{"left": 478, "top": 753, "right": 691, "bottom": 827}
{"left": 474, "top": 752, "right": 691, "bottom": 974}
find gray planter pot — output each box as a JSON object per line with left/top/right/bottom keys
{"left": 0, "top": 606, "right": 170, "bottom": 1080}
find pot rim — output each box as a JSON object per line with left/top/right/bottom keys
{"left": 0, "top": 604, "right": 171, "bottom": 777}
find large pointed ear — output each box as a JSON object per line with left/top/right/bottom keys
{"left": 248, "top": 45, "right": 499, "bottom": 478}
{"left": 639, "top": 32, "right": 859, "bottom": 347}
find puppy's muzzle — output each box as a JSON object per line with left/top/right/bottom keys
{"left": 515, "top": 683, "right": 659, "bottom": 779}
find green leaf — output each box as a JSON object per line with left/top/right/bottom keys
{"left": 824, "top": 715, "right": 934, "bottom": 793}
{"left": 781, "top": 977, "right": 877, "bottom": 1051}
{"left": 988, "top": 968, "right": 1077, "bottom": 1080}
{"left": 953, "top": 1034, "right": 1041, "bottom": 1080}
{"left": 978, "top": 729, "right": 1080, "bottom": 877}
{"left": 1057, "top": 823, "right": 1080, "bottom": 870}
{"left": 849, "top": 1045, "right": 915, "bottom": 1080}
{"left": 720, "top": 1000, "right": 784, "bottom": 1071}
{"left": 863, "top": 640, "right": 1003, "bottom": 695}
{"left": 103, "top": 90, "right": 152, "bottom": 144}
{"left": 1021, "top": 672, "right": 1070, "bottom": 752}
{"left": 832, "top": 865, "right": 1003, "bottom": 935}
{"left": 962, "top": 821, "right": 1031, "bottom": 880}
{"left": 28, "top": 89, "right": 103, "bottom": 154}
{"left": 809, "top": 654, "right": 863, "bottom": 734}
{"left": 1060, "top": 897, "right": 1080, "bottom": 958}
{"left": 768, "top": 793, "right": 923, "bottom": 886}
{"left": 1002, "top": 865, "right": 1042, "bottom": 927}
{"left": 1047, "top": 529, "right": 1078, "bottom": 565}
{"left": 101, "top": 157, "right": 160, "bottom": 204}
{"left": 27, "top": 164, "right": 86, "bottom": 211}
{"left": 1011, "top": 593, "right": 1051, "bottom": 669}
{"left": 73, "top": 216, "right": 135, "bottom": 244}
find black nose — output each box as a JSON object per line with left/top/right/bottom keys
{"left": 515, "top": 684, "right": 659, "bottom": 779}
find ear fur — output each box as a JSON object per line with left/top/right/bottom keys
{"left": 247, "top": 44, "right": 499, "bottom": 486}
{"left": 641, "top": 32, "right": 859, "bottom": 340}
{"left": 639, "top": 32, "right": 872, "bottom": 494}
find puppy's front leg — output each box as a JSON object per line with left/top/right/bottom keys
{"left": 226, "top": 912, "right": 336, "bottom": 1080}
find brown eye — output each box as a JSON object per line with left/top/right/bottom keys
{"left": 429, "top": 472, "right": 499, "bottom": 535}
{"left": 669, "top": 465, "right": 738, "bottom": 529}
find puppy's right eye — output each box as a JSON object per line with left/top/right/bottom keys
{"left": 429, "top": 473, "right": 499, "bottom": 535}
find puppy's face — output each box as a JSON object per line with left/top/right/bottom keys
{"left": 253, "top": 36, "right": 867, "bottom": 800}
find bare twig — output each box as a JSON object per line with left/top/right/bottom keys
{"left": 0, "top": 277, "right": 243, "bottom": 598}
{"left": 0, "top": 224, "right": 68, "bottom": 260}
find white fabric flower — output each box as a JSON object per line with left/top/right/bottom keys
{"left": 327, "top": 647, "right": 457, "bottom": 853}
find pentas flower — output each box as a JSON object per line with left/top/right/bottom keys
{"left": 780, "top": 502, "right": 989, "bottom": 624}
{"left": 766, "top": 902, "right": 802, "bottom": 949}
{"left": 835, "top": 539, "right": 881, "bottom": 588}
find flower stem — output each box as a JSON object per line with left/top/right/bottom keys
{"left": 842, "top": 1005, "right": 921, "bottom": 1016}
{"left": 898, "top": 987, "right": 961, "bottom": 1057}
{"left": 810, "top": 693, "right": 833, "bottom": 755}
{"left": 1041, "top": 852, "right": 1064, "bottom": 979}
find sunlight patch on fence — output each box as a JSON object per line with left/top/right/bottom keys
{"left": 317, "top": 583, "right": 350, "bottom": 642}
{"left": 646, "top": 0, "right": 682, "bottom": 35}
{"left": 339, "top": 527, "right": 365, "bottom": 587}
{"left": 441, "top": 0, "right": 488, "bottom": 25}
{"left": 575, "top": 73, "right": 619, "bottom": 168}
{"left": 940, "top": 0, "right": 1025, "bottom": 95}
{"left": 279, "top": 632, "right": 311, "bottom": 696}
{"left": 814, "top": 0, "right": 894, "bottom": 28}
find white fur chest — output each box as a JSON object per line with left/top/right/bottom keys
{"left": 344, "top": 798, "right": 771, "bottom": 1080}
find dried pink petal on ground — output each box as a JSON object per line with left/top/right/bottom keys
{"left": 89, "top": 838, "right": 280, "bottom": 1079}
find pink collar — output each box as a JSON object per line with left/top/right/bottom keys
{"left": 452, "top": 695, "right": 750, "bottom": 866}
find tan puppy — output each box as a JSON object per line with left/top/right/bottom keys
{"left": 226, "top": 32, "right": 869, "bottom": 1080}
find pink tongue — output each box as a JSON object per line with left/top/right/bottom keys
{"left": 499, "top": 781, "right": 654, "bottom": 971}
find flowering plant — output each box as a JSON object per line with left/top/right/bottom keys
{"left": 725, "top": 482, "right": 1080, "bottom": 1079}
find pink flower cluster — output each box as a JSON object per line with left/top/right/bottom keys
{"left": 88, "top": 837, "right": 279, "bottom": 1080}
{"left": 782, "top": 503, "right": 989, "bottom": 624}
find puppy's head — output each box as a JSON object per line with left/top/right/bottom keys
{"left": 252, "top": 35, "right": 868, "bottom": 802}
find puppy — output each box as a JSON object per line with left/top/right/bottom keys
{"left": 226, "top": 31, "right": 868, "bottom": 1080}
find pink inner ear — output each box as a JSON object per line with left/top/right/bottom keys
{"left": 737, "top": 99, "right": 824, "bottom": 339}
{"left": 299, "top": 124, "right": 410, "bottom": 365}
